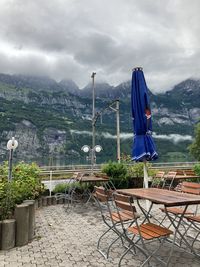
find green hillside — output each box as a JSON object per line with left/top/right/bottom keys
{"left": 0, "top": 74, "right": 199, "bottom": 164}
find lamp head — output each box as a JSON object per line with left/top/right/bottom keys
{"left": 94, "top": 145, "right": 102, "bottom": 153}
{"left": 7, "top": 137, "right": 18, "bottom": 150}
{"left": 81, "top": 145, "right": 90, "bottom": 153}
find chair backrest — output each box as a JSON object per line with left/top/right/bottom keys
{"left": 94, "top": 186, "right": 108, "bottom": 203}
{"left": 184, "top": 170, "right": 195, "bottom": 176}
{"left": 113, "top": 193, "right": 136, "bottom": 213}
{"left": 182, "top": 182, "right": 200, "bottom": 195}
{"left": 155, "top": 171, "right": 165, "bottom": 179}
{"left": 165, "top": 171, "right": 177, "bottom": 179}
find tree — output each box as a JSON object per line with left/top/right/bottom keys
{"left": 189, "top": 122, "right": 200, "bottom": 160}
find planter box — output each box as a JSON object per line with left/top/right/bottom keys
{"left": 23, "top": 200, "right": 35, "bottom": 240}
{"left": 42, "top": 197, "right": 47, "bottom": 206}
{"left": 0, "top": 221, "right": 2, "bottom": 249}
{"left": 14, "top": 204, "right": 29, "bottom": 246}
{"left": 128, "top": 177, "right": 144, "bottom": 188}
{"left": 37, "top": 198, "right": 42, "bottom": 208}
{"left": 1, "top": 219, "right": 16, "bottom": 250}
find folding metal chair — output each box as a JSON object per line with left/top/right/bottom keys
{"left": 62, "top": 173, "right": 82, "bottom": 210}
{"left": 113, "top": 193, "right": 173, "bottom": 267}
{"left": 162, "top": 171, "right": 177, "bottom": 190}
{"left": 151, "top": 171, "right": 165, "bottom": 188}
{"left": 94, "top": 186, "right": 136, "bottom": 259}
{"left": 171, "top": 182, "right": 200, "bottom": 252}
{"left": 160, "top": 182, "right": 200, "bottom": 229}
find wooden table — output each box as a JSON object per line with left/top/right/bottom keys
{"left": 171, "top": 175, "right": 200, "bottom": 180}
{"left": 117, "top": 188, "right": 200, "bottom": 261}
{"left": 76, "top": 175, "right": 109, "bottom": 183}
{"left": 75, "top": 174, "right": 109, "bottom": 203}
{"left": 117, "top": 188, "right": 200, "bottom": 207}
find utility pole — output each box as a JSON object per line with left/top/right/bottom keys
{"left": 116, "top": 100, "right": 120, "bottom": 162}
{"left": 91, "top": 72, "right": 96, "bottom": 171}
{"left": 109, "top": 100, "right": 120, "bottom": 162}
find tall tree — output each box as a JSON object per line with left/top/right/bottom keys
{"left": 189, "top": 122, "right": 200, "bottom": 160}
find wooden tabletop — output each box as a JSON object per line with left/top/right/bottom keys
{"left": 173, "top": 175, "right": 200, "bottom": 180}
{"left": 76, "top": 176, "right": 109, "bottom": 183}
{"left": 117, "top": 188, "right": 200, "bottom": 207}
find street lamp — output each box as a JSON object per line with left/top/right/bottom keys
{"left": 7, "top": 137, "right": 18, "bottom": 181}
{"left": 81, "top": 145, "right": 102, "bottom": 173}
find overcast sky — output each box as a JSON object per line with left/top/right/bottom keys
{"left": 0, "top": 0, "right": 199, "bottom": 92}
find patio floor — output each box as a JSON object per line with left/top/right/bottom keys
{"left": 0, "top": 202, "right": 200, "bottom": 267}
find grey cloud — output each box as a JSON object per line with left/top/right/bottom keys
{"left": 0, "top": 0, "right": 200, "bottom": 91}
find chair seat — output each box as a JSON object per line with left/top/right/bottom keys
{"left": 128, "top": 222, "right": 173, "bottom": 240}
{"left": 186, "top": 215, "right": 200, "bottom": 223}
{"left": 160, "top": 207, "right": 194, "bottom": 215}
{"left": 107, "top": 210, "right": 139, "bottom": 222}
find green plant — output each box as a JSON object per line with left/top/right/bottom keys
{"left": 189, "top": 123, "right": 200, "bottom": 160}
{"left": 127, "top": 163, "right": 156, "bottom": 177}
{"left": 53, "top": 181, "right": 91, "bottom": 194}
{"left": 102, "top": 161, "right": 128, "bottom": 189}
{"left": 0, "top": 181, "right": 16, "bottom": 220}
{"left": 0, "top": 161, "right": 45, "bottom": 220}
{"left": 194, "top": 163, "right": 200, "bottom": 176}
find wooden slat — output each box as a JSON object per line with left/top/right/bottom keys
{"left": 155, "top": 171, "right": 165, "bottom": 178}
{"left": 164, "top": 171, "right": 177, "bottom": 180}
{"left": 110, "top": 211, "right": 135, "bottom": 222}
{"left": 182, "top": 182, "right": 200, "bottom": 189}
{"left": 141, "top": 223, "right": 173, "bottom": 236}
{"left": 128, "top": 223, "right": 172, "bottom": 240}
{"left": 186, "top": 215, "right": 200, "bottom": 223}
{"left": 159, "top": 207, "right": 194, "bottom": 215}
{"left": 94, "top": 186, "right": 105, "bottom": 194}
{"left": 95, "top": 191, "right": 108, "bottom": 202}
{"left": 114, "top": 193, "right": 132, "bottom": 203}
{"left": 182, "top": 182, "right": 200, "bottom": 195}
{"left": 115, "top": 200, "right": 136, "bottom": 212}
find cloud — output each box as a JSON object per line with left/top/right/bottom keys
{"left": 153, "top": 133, "right": 193, "bottom": 144}
{"left": 70, "top": 129, "right": 193, "bottom": 144}
{"left": 0, "top": 0, "right": 200, "bottom": 91}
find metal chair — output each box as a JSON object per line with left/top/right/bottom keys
{"left": 94, "top": 186, "right": 136, "bottom": 259}
{"left": 162, "top": 171, "right": 177, "bottom": 190}
{"left": 62, "top": 173, "right": 82, "bottom": 210}
{"left": 159, "top": 182, "right": 200, "bottom": 230}
{"left": 113, "top": 193, "right": 173, "bottom": 267}
{"left": 151, "top": 171, "right": 165, "bottom": 188}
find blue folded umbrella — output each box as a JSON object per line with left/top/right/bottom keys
{"left": 131, "top": 68, "right": 158, "bottom": 162}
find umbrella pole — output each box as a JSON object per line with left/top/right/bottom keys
{"left": 143, "top": 161, "right": 150, "bottom": 211}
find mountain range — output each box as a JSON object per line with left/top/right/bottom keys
{"left": 0, "top": 73, "right": 199, "bottom": 165}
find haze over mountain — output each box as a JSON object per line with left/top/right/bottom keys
{"left": 0, "top": 73, "right": 199, "bottom": 164}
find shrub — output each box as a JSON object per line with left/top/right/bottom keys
{"left": 102, "top": 161, "right": 157, "bottom": 189}
{"left": 102, "top": 161, "right": 128, "bottom": 189}
{"left": 53, "top": 181, "right": 91, "bottom": 194}
{"left": 0, "top": 161, "right": 44, "bottom": 220}
{"left": 194, "top": 163, "right": 200, "bottom": 176}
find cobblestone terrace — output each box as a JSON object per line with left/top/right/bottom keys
{"left": 0, "top": 203, "right": 200, "bottom": 267}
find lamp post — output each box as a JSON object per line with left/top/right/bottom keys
{"left": 7, "top": 137, "right": 18, "bottom": 181}
{"left": 81, "top": 145, "right": 102, "bottom": 173}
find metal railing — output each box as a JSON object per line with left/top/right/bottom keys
{"left": 39, "top": 162, "right": 198, "bottom": 175}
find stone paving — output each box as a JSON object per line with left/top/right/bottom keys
{"left": 0, "top": 202, "right": 200, "bottom": 267}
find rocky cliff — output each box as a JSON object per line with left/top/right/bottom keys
{"left": 0, "top": 74, "right": 199, "bottom": 164}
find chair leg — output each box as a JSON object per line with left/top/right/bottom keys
{"left": 97, "top": 223, "right": 120, "bottom": 259}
